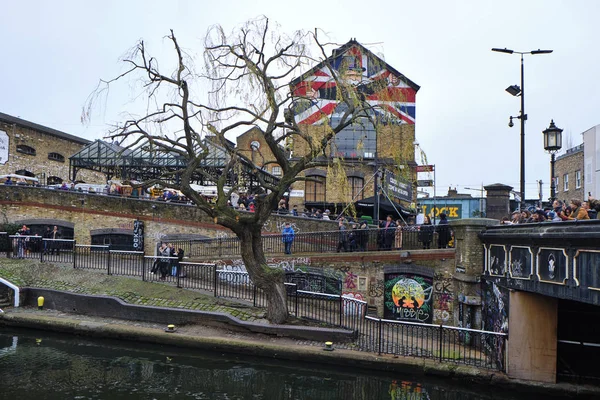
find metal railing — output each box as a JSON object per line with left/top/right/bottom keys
{"left": 358, "top": 316, "right": 505, "bottom": 370}
{"left": 165, "top": 227, "right": 438, "bottom": 258}
{"left": 2, "top": 240, "right": 504, "bottom": 371}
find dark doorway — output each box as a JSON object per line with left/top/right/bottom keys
{"left": 91, "top": 234, "right": 134, "bottom": 251}
{"left": 557, "top": 299, "right": 600, "bottom": 383}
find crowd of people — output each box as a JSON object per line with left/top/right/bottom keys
{"left": 152, "top": 243, "right": 185, "bottom": 280}
{"left": 501, "top": 198, "right": 600, "bottom": 224}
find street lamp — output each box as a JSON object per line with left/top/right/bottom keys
{"left": 542, "top": 120, "right": 563, "bottom": 201}
{"left": 492, "top": 47, "right": 553, "bottom": 210}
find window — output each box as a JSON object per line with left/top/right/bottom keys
{"left": 305, "top": 175, "right": 326, "bottom": 203}
{"left": 329, "top": 115, "right": 377, "bottom": 159}
{"left": 48, "top": 152, "right": 65, "bottom": 162}
{"left": 563, "top": 174, "right": 569, "bottom": 192}
{"left": 349, "top": 177, "right": 364, "bottom": 200}
{"left": 555, "top": 176, "right": 559, "bottom": 192}
{"left": 271, "top": 166, "right": 282, "bottom": 177}
{"left": 47, "top": 176, "right": 63, "bottom": 185}
{"left": 16, "top": 144, "right": 36, "bottom": 156}
{"left": 576, "top": 170, "right": 581, "bottom": 189}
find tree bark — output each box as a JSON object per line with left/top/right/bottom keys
{"left": 237, "top": 225, "right": 287, "bottom": 324}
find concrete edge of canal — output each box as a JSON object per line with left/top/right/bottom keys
{"left": 1, "top": 312, "right": 599, "bottom": 398}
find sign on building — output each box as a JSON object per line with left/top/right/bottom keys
{"left": 132, "top": 220, "right": 144, "bottom": 251}
{"left": 384, "top": 172, "right": 412, "bottom": 202}
{"left": 0, "top": 130, "right": 8, "bottom": 165}
{"left": 415, "top": 165, "right": 435, "bottom": 173}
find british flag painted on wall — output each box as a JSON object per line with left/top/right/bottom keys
{"left": 290, "top": 40, "right": 419, "bottom": 126}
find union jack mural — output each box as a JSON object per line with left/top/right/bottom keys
{"left": 290, "top": 41, "right": 419, "bottom": 126}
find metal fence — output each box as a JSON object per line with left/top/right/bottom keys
{"left": 2, "top": 239, "right": 504, "bottom": 371}
{"left": 358, "top": 317, "right": 505, "bottom": 370}
{"left": 165, "top": 227, "right": 436, "bottom": 259}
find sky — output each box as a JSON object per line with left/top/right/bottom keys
{"left": 1, "top": 0, "right": 598, "bottom": 200}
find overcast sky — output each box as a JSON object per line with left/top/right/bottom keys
{"left": 1, "top": 0, "right": 598, "bottom": 200}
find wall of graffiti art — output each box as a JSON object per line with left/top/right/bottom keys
{"left": 384, "top": 272, "right": 434, "bottom": 323}
{"left": 481, "top": 279, "right": 509, "bottom": 334}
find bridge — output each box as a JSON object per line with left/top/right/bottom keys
{"left": 479, "top": 220, "right": 600, "bottom": 384}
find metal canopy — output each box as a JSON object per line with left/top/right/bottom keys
{"left": 69, "top": 139, "right": 280, "bottom": 191}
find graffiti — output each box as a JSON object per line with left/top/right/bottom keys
{"left": 489, "top": 245, "right": 506, "bottom": 275}
{"left": 344, "top": 271, "right": 357, "bottom": 290}
{"left": 266, "top": 257, "right": 311, "bottom": 272}
{"left": 432, "top": 273, "right": 453, "bottom": 324}
{"left": 342, "top": 292, "right": 365, "bottom": 315}
{"left": 287, "top": 272, "right": 341, "bottom": 294}
{"left": 481, "top": 279, "right": 509, "bottom": 370}
{"left": 368, "top": 279, "right": 384, "bottom": 297}
{"left": 384, "top": 273, "right": 433, "bottom": 323}
{"left": 215, "top": 260, "right": 249, "bottom": 284}
{"left": 263, "top": 219, "right": 300, "bottom": 233}
{"left": 510, "top": 247, "right": 531, "bottom": 278}
{"left": 538, "top": 248, "right": 567, "bottom": 282}
{"left": 433, "top": 309, "right": 451, "bottom": 323}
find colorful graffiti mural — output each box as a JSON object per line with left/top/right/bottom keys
{"left": 290, "top": 42, "right": 417, "bottom": 126}
{"left": 384, "top": 273, "right": 433, "bottom": 323}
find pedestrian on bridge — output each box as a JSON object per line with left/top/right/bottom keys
{"left": 282, "top": 222, "right": 295, "bottom": 254}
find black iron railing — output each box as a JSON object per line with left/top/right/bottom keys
{"left": 164, "top": 227, "right": 432, "bottom": 259}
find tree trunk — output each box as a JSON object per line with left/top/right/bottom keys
{"left": 238, "top": 226, "right": 288, "bottom": 324}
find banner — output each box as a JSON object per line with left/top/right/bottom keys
{"left": 132, "top": 220, "right": 145, "bottom": 251}
{"left": 384, "top": 172, "right": 412, "bottom": 202}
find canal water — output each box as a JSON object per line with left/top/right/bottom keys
{"left": 0, "top": 328, "right": 580, "bottom": 400}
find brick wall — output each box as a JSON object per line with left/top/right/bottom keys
{"left": 0, "top": 119, "right": 105, "bottom": 185}
{"left": 555, "top": 146, "right": 584, "bottom": 202}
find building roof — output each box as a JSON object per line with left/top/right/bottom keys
{"left": 290, "top": 40, "right": 420, "bottom": 92}
{"left": 0, "top": 111, "right": 91, "bottom": 145}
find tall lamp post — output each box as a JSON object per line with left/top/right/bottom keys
{"left": 543, "top": 120, "right": 563, "bottom": 201}
{"left": 492, "top": 47, "right": 553, "bottom": 210}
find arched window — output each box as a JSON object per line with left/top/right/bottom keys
{"left": 47, "top": 176, "right": 63, "bottom": 185}
{"left": 16, "top": 144, "right": 36, "bottom": 156}
{"left": 48, "top": 152, "right": 65, "bottom": 162}
{"left": 349, "top": 177, "right": 365, "bottom": 200}
{"left": 15, "top": 169, "right": 35, "bottom": 177}
{"left": 305, "top": 175, "right": 326, "bottom": 203}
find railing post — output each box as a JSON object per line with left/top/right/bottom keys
{"left": 378, "top": 318, "right": 383, "bottom": 355}
{"left": 294, "top": 286, "right": 298, "bottom": 317}
{"left": 142, "top": 256, "right": 146, "bottom": 282}
{"left": 439, "top": 324, "right": 444, "bottom": 362}
{"left": 339, "top": 295, "right": 343, "bottom": 327}
{"left": 253, "top": 285, "right": 257, "bottom": 307}
{"left": 40, "top": 240, "right": 44, "bottom": 263}
{"left": 107, "top": 247, "right": 111, "bottom": 275}
{"left": 218, "top": 238, "right": 222, "bottom": 257}
{"left": 73, "top": 240, "right": 77, "bottom": 268}
{"left": 213, "top": 263, "right": 218, "bottom": 297}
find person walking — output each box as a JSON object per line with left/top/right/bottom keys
{"left": 418, "top": 216, "right": 434, "bottom": 249}
{"left": 437, "top": 213, "right": 452, "bottom": 249}
{"left": 336, "top": 220, "right": 348, "bottom": 252}
{"left": 282, "top": 222, "right": 295, "bottom": 254}
{"left": 382, "top": 215, "right": 396, "bottom": 250}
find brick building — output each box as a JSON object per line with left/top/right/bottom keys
{"left": 0, "top": 112, "right": 105, "bottom": 185}
{"left": 235, "top": 127, "right": 283, "bottom": 178}
{"left": 286, "top": 40, "right": 419, "bottom": 218}
{"left": 554, "top": 143, "right": 584, "bottom": 203}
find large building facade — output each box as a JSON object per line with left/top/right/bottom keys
{"left": 0, "top": 112, "right": 104, "bottom": 185}
{"left": 555, "top": 143, "right": 585, "bottom": 203}
{"left": 286, "top": 40, "right": 419, "bottom": 218}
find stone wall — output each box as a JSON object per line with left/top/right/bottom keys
{"left": 0, "top": 186, "right": 338, "bottom": 253}
{"left": 0, "top": 117, "right": 105, "bottom": 184}
{"left": 207, "top": 249, "right": 457, "bottom": 325}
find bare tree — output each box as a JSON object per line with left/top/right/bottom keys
{"left": 83, "top": 17, "right": 380, "bottom": 323}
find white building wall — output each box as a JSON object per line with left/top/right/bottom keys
{"left": 583, "top": 125, "right": 600, "bottom": 197}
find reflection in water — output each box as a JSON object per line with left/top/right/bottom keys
{"left": 0, "top": 329, "right": 579, "bottom": 400}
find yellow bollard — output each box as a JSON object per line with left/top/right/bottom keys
{"left": 165, "top": 324, "right": 177, "bottom": 333}
{"left": 323, "top": 341, "right": 334, "bottom": 351}
{"left": 37, "top": 296, "right": 44, "bottom": 310}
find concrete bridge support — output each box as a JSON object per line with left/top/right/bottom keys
{"left": 507, "top": 291, "right": 558, "bottom": 383}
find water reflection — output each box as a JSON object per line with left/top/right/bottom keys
{"left": 0, "top": 329, "right": 579, "bottom": 399}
